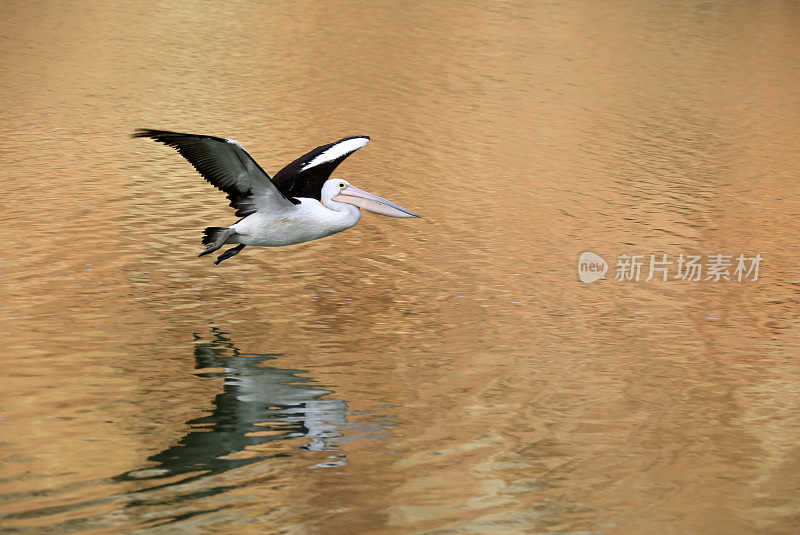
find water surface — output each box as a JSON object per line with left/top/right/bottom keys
{"left": 2, "top": 1, "right": 800, "bottom": 533}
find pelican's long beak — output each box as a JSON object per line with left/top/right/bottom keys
{"left": 333, "top": 185, "right": 420, "bottom": 218}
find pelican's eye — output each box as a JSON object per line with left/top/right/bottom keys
{"left": 338, "top": 182, "right": 346, "bottom": 189}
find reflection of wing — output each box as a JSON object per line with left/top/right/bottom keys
{"left": 133, "top": 129, "right": 299, "bottom": 216}
{"left": 272, "top": 136, "right": 369, "bottom": 201}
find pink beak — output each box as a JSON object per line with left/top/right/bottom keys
{"left": 333, "top": 185, "right": 420, "bottom": 218}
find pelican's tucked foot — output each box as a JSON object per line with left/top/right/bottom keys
{"left": 214, "top": 244, "right": 246, "bottom": 265}
{"left": 199, "top": 227, "right": 235, "bottom": 257}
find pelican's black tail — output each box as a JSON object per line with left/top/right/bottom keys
{"left": 202, "top": 227, "right": 228, "bottom": 246}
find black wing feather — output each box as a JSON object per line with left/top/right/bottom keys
{"left": 272, "top": 136, "right": 370, "bottom": 201}
{"left": 133, "top": 129, "right": 299, "bottom": 216}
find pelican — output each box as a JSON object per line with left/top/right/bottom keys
{"left": 133, "top": 129, "right": 419, "bottom": 264}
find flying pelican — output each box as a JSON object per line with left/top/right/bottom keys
{"left": 133, "top": 129, "right": 419, "bottom": 264}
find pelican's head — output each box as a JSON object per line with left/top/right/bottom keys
{"left": 323, "top": 178, "right": 420, "bottom": 218}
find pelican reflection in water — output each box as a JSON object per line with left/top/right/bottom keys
{"left": 119, "top": 328, "right": 397, "bottom": 490}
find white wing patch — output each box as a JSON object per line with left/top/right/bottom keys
{"left": 301, "top": 137, "right": 369, "bottom": 171}
{"left": 225, "top": 138, "right": 244, "bottom": 149}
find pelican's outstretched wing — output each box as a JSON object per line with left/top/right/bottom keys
{"left": 272, "top": 136, "right": 370, "bottom": 201}
{"left": 133, "top": 129, "right": 299, "bottom": 216}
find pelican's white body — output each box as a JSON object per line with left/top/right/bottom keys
{"left": 231, "top": 197, "right": 361, "bottom": 247}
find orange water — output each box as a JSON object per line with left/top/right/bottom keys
{"left": 2, "top": 1, "right": 800, "bottom": 533}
